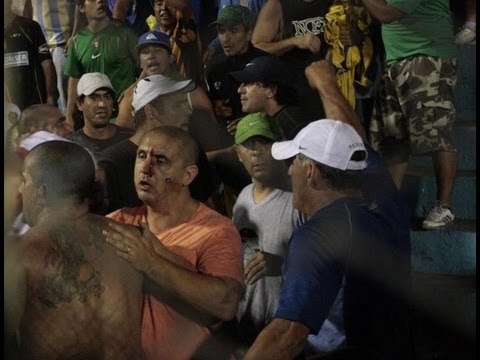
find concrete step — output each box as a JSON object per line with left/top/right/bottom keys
{"left": 408, "top": 122, "right": 476, "bottom": 171}
{"left": 410, "top": 219, "right": 476, "bottom": 276}
{"left": 455, "top": 45, "right": 476, "bottom": 123}
{"left": 402, "top": 170, "right": 476, "bottom": 220}
{"left": 410, "top": 273, "right": 475, "bottom": 360}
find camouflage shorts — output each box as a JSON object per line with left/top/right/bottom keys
{"left": 370, "top": 55, "right": 457, "bottom": 160}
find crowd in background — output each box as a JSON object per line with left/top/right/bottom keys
{"left": 4, "top": 0, "right": 474, "bottom": 359}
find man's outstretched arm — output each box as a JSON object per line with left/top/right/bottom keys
{"left": 245, "top": 318, "right": 310, "bottom": 359}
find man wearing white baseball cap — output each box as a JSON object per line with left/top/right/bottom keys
{"left": 131, "top": 74, "right": 195, "bottom": 129}
{"left": 271, "top": 119, "right": 368, "bottom": 172}
{"left": 100, "top": 74, "right": 217, "bottom": 212}
{"left": 115, "top": 30, "right": 222, "bottom": 155}
{"left": 244, "top": 118, "right": 412, "bottom": 359}
{"left": 69, "top": 72, "right": 133, "bottom": 159}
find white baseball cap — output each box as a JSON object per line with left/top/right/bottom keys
{"left": 271, "top": 119, "right": 367, "bottom": 170}
{"left": 132, "top": 75, "right": 196, "bottom": 114}
{"left": 77, "top": 72, "right": 114, "bottom": 96}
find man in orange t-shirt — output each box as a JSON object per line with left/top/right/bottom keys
{"left": 103, "top": 126, "right": 244, "bottom": 359}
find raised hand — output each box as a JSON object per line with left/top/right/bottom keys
{"left": 294, "top": 33, "right": 322, "bottom": 54}
{"left": 103, "top": 221, "right": 156, "bottom": 272}
{"left": 244, "top": 251, "right": 283, "bottom": 285}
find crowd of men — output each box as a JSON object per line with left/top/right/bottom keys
{"left": 5, "top": 0, "right": 466, "bottom": 359}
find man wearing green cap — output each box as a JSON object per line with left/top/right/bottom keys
{"left": 205, "top": 5, "right": 267, "bottom": 123}
{"left": 205, "top": 5, "right": 269, "bottom": 198}
{"left": 203, "top": 1, "right": 267, "bottom": 64}
{"left": 231, "top": 112, "right": 306, "bottom": 356}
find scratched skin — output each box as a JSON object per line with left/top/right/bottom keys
{"left": 14, "top": 214, "right": 145, "bottom": 360}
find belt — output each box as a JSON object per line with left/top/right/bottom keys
{"left": 49, "top": 43, "right": 66, "bottom": 48}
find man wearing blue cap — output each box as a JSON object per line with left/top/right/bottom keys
{"left": 115, "top": 31, "right": 224, "bottom": 159}
{"left": 116, "top": 30, "right": 179, "bottom": 128}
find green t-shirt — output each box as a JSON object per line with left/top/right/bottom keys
{"left": 65, "top": 23, "right": 138, "bottom": 99}
{"left": 382, "top": 0, "right": 457, "bottom": 65}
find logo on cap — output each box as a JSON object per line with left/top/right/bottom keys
{"left": 146, "top": 33, "right": 158, "bottom": 40}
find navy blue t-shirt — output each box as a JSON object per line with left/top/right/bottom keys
{"left": 276, "top": 197, "right": 412, "bottom": 359}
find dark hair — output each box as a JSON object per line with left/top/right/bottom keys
{"left": 28, "top": 141, "right": 96, "bottom": 203}
{"left": 301, "top": 151, "right": 366, "bottom": 192}
{"left": 262, "top": 80, "right": 298, "bottom": 106}
{"left": 75, "top": 89, "right": 119, "bottom": 131}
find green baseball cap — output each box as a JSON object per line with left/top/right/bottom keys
{"left": 210, "top": 5, "right": 255, "bottom": 30}
{"left": 235, "top": 113, "right": 282, "bottom": 145}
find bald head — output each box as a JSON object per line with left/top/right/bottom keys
{"left": 18, "top": 104, "right": 72, "bottom": 138}
{"left": 142, "top": 126, "right": 200, "bottom": 166}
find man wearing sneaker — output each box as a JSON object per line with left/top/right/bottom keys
{"left": 362, "top": 0, "right": 458, "bottom": 229}
{"left": 454, "top": 0, "right": 476, "bottom": 45}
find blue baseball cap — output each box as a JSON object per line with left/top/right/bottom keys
{"left": 136, "top": 31, "right": 171, "bottom": 52}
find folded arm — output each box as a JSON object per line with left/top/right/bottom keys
{"left": 104, "top": 221, "right": 242, "bottom": 322}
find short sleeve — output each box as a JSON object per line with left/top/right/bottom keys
{"left": 197, "top": 223, "right": 244, "bottom": 285}
{"left": 386, "top": 0, "right": 420, "bottom": 14}
{"left": 64, "top": 36, "right": 83, "bottom": 78}
{"left": 275, "top": 224, "right": 345, "bottom": 333}
{"left": 32, "top": 21, "right": 52, "bottom": 63}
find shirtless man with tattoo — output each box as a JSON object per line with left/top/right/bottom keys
{"left": 5, "top": 141, "right": 144, "bottom": 359}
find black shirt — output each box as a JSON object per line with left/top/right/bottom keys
{"left": 279, "top": 0, "right": 332, "bottom": 121}
{"left": 4, "top": 16, "right": 52, "bottom": 110}
{"left": 272, "top": 105, "right": 309, "bottom": 140}
{"left": 205, "top": 43, "right": 268, "bottom": 120}
{"left": 68, "top": 125, "right": 134, "bottom": 161}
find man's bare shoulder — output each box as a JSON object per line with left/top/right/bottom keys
{"left": 21, "top": 214, "right": 108, "bottom": 249}
{"left": 260, "top": 0, "right": 283, "bottom": 18}
{"left": 253, "top": 0, "right": 284, "bottom": 43}
{"left": 19, "top": 214, "right": 141, "bottom": 307}
{"left": 14, "top": 214, "right": 144, "bottom": 359}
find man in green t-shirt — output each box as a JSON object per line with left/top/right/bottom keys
{"left": 64, "top": 0, "right": 138, "bottom": 129}
{"left": 362, "top": 0, "right": 458, "bottom": 229}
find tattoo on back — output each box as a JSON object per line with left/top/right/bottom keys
{"left": 37, "top": 225, "right": 105, "bottom": 308}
